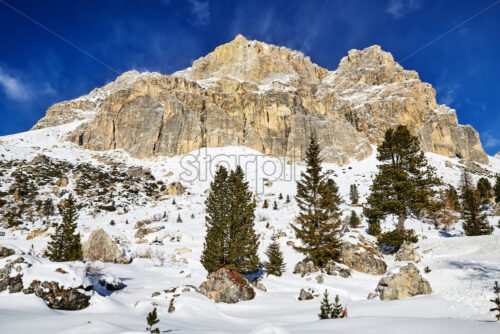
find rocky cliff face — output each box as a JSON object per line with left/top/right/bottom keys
{"left": 32, "top": 34, "right": 488, "bottom": 165}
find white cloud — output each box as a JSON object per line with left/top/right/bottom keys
{"left": 386, "top": 0, "right": 422, "bottom": 19}
{"left": 0, "top": 66, "right": 30, "bottom": 101}
{"left": 436, "top": 82, "right": 460, "bottom": 106}
{"left": 483, "top": 131, "right": 500, "bottom": 149}
{"left": 188, "top": 0, "right": 210, "bottom": 26}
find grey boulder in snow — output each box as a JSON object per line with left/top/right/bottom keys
{"left": 376, "top": 263, "right": 432, "bottom": 300}
{"left": 199, "top": 267, "right": 255, "bottom": 303}
{"left": 82, "top": 228, "right": 129, "bottom": 264}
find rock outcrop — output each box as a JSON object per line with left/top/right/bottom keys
{"left": 32, "top": 35, "right": 488, "bottom": 165}
{"left": 82, "top": 229, "right": 129, "bottom": 264}
{"left": 199, "top": 267, "right": 255, "bottom": 303}
{"left": 376, "top": 263, "right": 432, "bottom": 300}
{"left": 339, "top": 241, "right": 387, "bottom": 275}
{"left": 395, "top": 243, "right": 422, "bottom": 263}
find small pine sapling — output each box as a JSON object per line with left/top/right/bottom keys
{"left": 146, "top": 307, "right": 160, "bottom": 333}
{"left": 172, "top": 198, "right": 176, "bottom": 205}
{"left": 278, "top": 193, "right": 283, "bottom": 200}
{"left": 285, "top": 195, "right": 291, "bottom": 204}
{"left": 490, "top": 281, "right": 500, "bottom": 321}
{"left": 263, "top": 199, "right": 268, "bottom": 209}
{"left": 176, "top": 214, "right": 182, "bottom": 223}
{"left": 331, "top": 294, "right": 347, "bottom": 319}
{"left": 349, "top": 211, "right": 361, "bottom": 228}
{"left": 264, "top": 234, "right": 285, "bottom": 276}
{"left": 273, "top": 201, "right": 278, "bottom": 210}
{"left": 318, "top": 290, "right": 333, "bottom": 320}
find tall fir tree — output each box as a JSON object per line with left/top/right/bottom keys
{"left": 460, "top": 170, "right": 492, "bottom": 236}
{"left": 349, "top": 184, "right": 359, "bottom": 205}
{"left": 201, "top": 165, "right": 259, "bottom": 275}
{"left": 318, "top": 290, "right": 333, "bottom": 320}
{"left": 490, "top": 281, "right": 500, "bottom": 321}
{"left": 146, "top": 307, "right": 160, "bottom": 334}
{"left": 494, "top": 176, "right": 500, "bottom": 203}
{"left": 46, "top": 194, "right": 82, "bottom": 262}
{"left": 291, "top": 136, "right": 342, "bottom": 268}
{"left": 364, "top": 125, "right": 441, "bottom": 232}
{"left": 264, "top": 234, "right": 285, "bottom": 276}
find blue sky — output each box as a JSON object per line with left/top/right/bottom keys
{"left": 0, "top": 0, "right": 499, "bottom": 154}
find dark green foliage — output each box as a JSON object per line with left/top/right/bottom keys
{"left": 331, "top": 294, "right": 347, "bottom": 319}
{"left": 286, "top": 195, "right": 291, "bottom": 204}
{"left": 318, "top": 290, "right": 333, "bottom": 320}
{"left": 177, "top": 214, "right": 183, "bottom": 223}
{"left": 273, "top": 200, "right": 278, "bottom": 210}
{"left": 364, "top": 126, "right": 441, "bottom": 232}
{"left": 42, "top": 198, "right": 55, "bottom": 216}
{"left": 279, "top": 193, "right": 283, "bottom": 200}
{"left": 367, "top": 217, "right": 381, "bottom": 236}
{"left": 264, "top": 235, "right": 285, "bottom": 277}
{"left": 377, "top": 229, "right": 418, "bottom": 253}
{"left": 349, "top": 184, "right": 359, "bottom": 205}
{"left": 146, "top": 307, "right": 160, "bottom": 334}
{"left": 461, "top": 188, "right": 492, "bottom": 236}
{"left": 494, "top": 176, "right": 500, "bottom": 203}
{"left": 477, "top": 177, "right": 493, "bottom": 202}
{"left": 349, "top": 211, "right": 361, "bottom": 228}
{"left": 262, "top": 199, "right": 268, "bottom": 209}
{"left": 46, "top": 194, "right": 82, "bottom": 262}
{"left": 201, "top": 165, "right": 259, "bottom": 275}
{"left": 490, "top": 281, "right": 500, "bottom": 321}
{"left": 291, "top": 136, "right": 342, "bottom": 268}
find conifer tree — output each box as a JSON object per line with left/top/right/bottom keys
{"left": 201, "top": 165, "right": 259, "bottom": 274}
{"left": 291, "top": 136, "right": 342, "bottom": 268}
{"left": 364, "top": 126, "right": 441, "bottom": 232}
{"left": 331, "top": 294, "right": 347, "bottom": 319}
{"left": 318, "top": 290, "right": 333, "bottom": 320}
{"left": 367, "top": 217, "right": 381, "bottom": 236}
{"left": 46, "top": 194, "right": 82, "bottom": 262}
{"left": 176, "top": 214, "right": 182, "bottom": 223}
{"left": 349, "top": 211, "right": 361, "bottom": 228}
{"left": 490, "top": 281, "right": 500, "bottom": 321}
{"left": 263, "top": 199, "right": 269, "bottom": 209}
{"left": 264, "top": 234, "right": 285, "bottom": 277}
{"left": 286, "top": 195, "right": 291, "bottom": 204}
{"left": 42, "top": 198, "right": 55, "bottom": 216}
{"left": 349, "top": 184, "right": 359, "bottom": 205}
{"left": 273, "top": 200, "right": 278, "bottom": 210}
{"left": 146, "top": 307, "right": 160, "bottom": 334}
{"left": 494, "top": 176, "right": 500, "bottom": 203}
{"left": 477, "top": 177, "right": 493, "bottom": 203}
{"left": 279, "top": 193, "right": 283, "bottom": 200}
{"left": 460, "top": 170, "right": 492, "bottom": 236}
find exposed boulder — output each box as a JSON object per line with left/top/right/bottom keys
{"left": 375, "top": 263, "right": 432, "bottom": 300}
{"left": 251, "top": 278, "right": 267, "bottom": 292}
{"left": 98, "top": 275, "right": 123, "bottom": 291}
{"left": 293, "top": 261, "right": 318, "bottom": 277}
{"left": 0, "top": 257, "right": 29, "bottom": 293}
{"left": 0, "top": 246, "right": 15, "bottom": 258}
{"left": 167, "top": 182, "right": 185, "bottom": 195}
{"left": 199, "top": 267, "right": 255, "bottom": 303}
{"left": 395, "top": 243, "right": 422, "bottom": 263}
{"left": 339, "top": 241, "right": 387, "bottom": 275}
{"left": 82, "top": 229, "right": 129, "bottom": 264}
{"left": 298, "top": 288, "right": 314, "bottom": 301}
{"left": 23, "top": 280, "right": 91, "bottom": 310}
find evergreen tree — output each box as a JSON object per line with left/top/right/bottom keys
{"left": 46, "top": 194, "right": 82, "bottom": 262}
{"left": 364, "top": 126, "right": 441, "bottom": 232}
{"left": 42, "top": 198, "right": 55, "bottom": 216}
{"left": 201, "top": 166, "right": 259, "bottom": 274}
{"left": 279, "top": 193, "right": 283, "bottom": 200}
{"left": 331, "top": 294, "right": 347, "bottom": 319}
{"left": 273, "top": 200, "right": 278, "bottom": 210}
{"left": 262, "top": 199, "right": 269, "bottom": 209}
{"left": 477, "top": 177, "right": 493, "bottom": 203}
{"left": 318, "top": 290, "right": 333, "bottom": 320}
{"left": 349, "top": 211, "right": 361, "bottom": 228}
{"left": 291, "top": 136, "right": 342, "bottom": 268}
{"left": 176, "top": 214, "right": 182, "bottom": 223}
{"left": 264, "top": 234, "right": 285, "bottom": 277}
{"left": 286, "top": 195, "right": 291, "bottom": 204}
{"left": 494, "top": 176, "right": 500, "bottom": 203}
{"left": 146, "top": 307, "right": 160, "bottom": 334}
{"left": 490, "top": 281, "right": 500, "bottom": 321}
{"left": 172, "top": 198, "right": 176, "bottom": 205}
{"left": 460, "top": 173, "right": 492, "bottom": 236}
{"left": 349, "top": 184, "right": 359, "bottom": 205}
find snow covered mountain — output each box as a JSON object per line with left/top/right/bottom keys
{"left": 1, "top": 35, "right": 500, "bottom": 333}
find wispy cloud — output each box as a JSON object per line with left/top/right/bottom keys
{"left": 435, "top": 82, "right": 460, "bottom": 106}
{"left": 188, "top": 0, "right": 210, "bottom": 26}
{"left": 0, "top": 66, "right": 30, "bottom": 101}
{"left": 483, "top": 130, "right": 500, "bottom": 150}
{"left": 386, "top": 0, "right": 422, "bottom": 19}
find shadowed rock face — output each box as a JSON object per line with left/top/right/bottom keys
{"left": 32, "top": 35, "right": 488, "bottom": 165}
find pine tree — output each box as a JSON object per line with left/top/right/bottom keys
{"left": 318, "top": 290, "right": 333, "bottom": 320}
{"left": 349, "top": 184, "right": 359, "bottom": 205}
{"left": 490, "top": 281, "right": 500, "bottom": 321}
{"left": 42, "top": 198, "right": 55, "bottom": 216}
{"left": 263, "top": 199, "right": 269, "bottom": 209}
{"left": 477, "top": 177, "right": 493, "bottom": 203}
{"left": 460, "top": 172, "right": 492, "bottom": 236}
{"left": 201, "top": 165, "right": 259, "bottom": 275}
{"left": 172, "top": 198, "right": 176, "bottom": 205}
{"left": 349, "top": 211, "right": 361, "bottom": 228}
{"left": 494, "top": 176, "right": 500, "bottom": 203}
{"left": 264, "top": 234, "right": 285, "bottom": 277}
{"left": 364, "top": 126, "right": 441, "bottom": 232}
{"left": 273, "top": 200, "right": 278, "bottom": 210}
{"left": 279, "top": 193, "right": 283, "bottom": 200}
{"left": 286, "top": 195, "right": 291, "bottom": 204}
{"left": 46, "top": 194, "right": 82, "bottom": 262}
{"left": 146, "top": 307, "right": 160, "bottom": 334}
{"left": 291, "top": 136, "right": 342, "bottom": 268}
{"left": 176, "top": 214, "right": 182, "bottom": 223}
{"left": 331, "top": 294, "right": 346, "bottom": 319}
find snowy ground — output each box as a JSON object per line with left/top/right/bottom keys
{"left": 0, "top": 124, "right": 500, "bottom": 333}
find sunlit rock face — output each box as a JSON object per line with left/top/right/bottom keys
{"left": 32, "top": 35, "right": 488, "bottom": 165}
